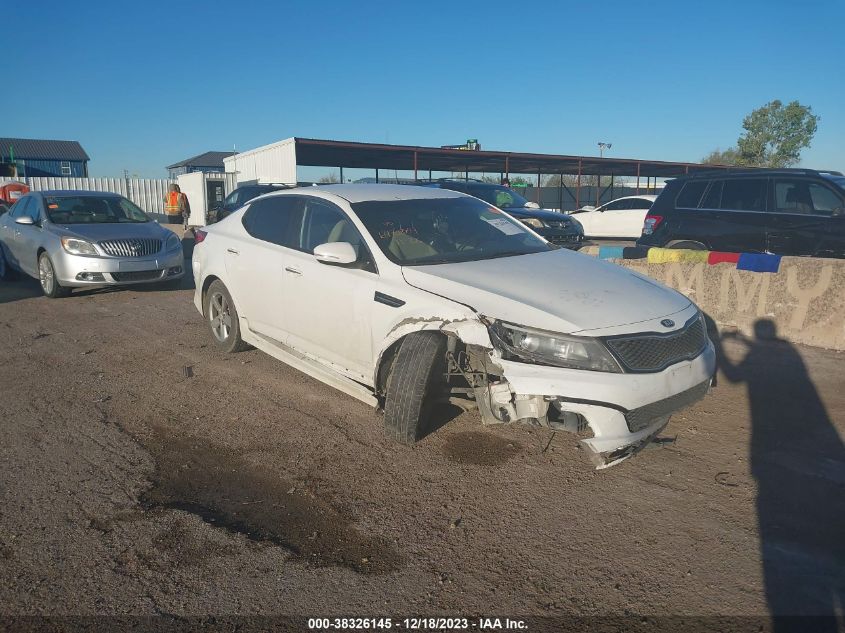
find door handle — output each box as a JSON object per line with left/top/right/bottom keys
{"left": 284, "top": 266, "right": 302, "bottom": 275}
{"left": 226, "top": 248, "right": 239, "bottom": 255}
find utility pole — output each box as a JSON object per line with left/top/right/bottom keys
{"left": 596, "top": 142, "right": 612, "bottom": 206}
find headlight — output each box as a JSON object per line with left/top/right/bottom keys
{"left": 520, "top": 217, "right": 547, "bottom": 229}
{"left": 489, "top": 320, "right": 622, "bottom": 373}
{"left": 60, "top": 236, "right": 98, "bottom": 256}
{"left": 166, "top": 233, "right": 181, "bottom": 251}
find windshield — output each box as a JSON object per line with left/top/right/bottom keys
{"left": 352, "top": 196, "right": 552, "bottom": 266}
{"left": 464, "top": 184, "right": 530, "bottom": 209}
{"left": 45, "top": 195, "right": 150, "bottom": 224}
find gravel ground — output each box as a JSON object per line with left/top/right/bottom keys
{"left": 0, "top": 268, "right": 843, "bottom": 628}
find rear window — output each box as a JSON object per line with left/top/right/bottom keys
{"left": 675, "top": 181, "right": 709, "bottom": 208}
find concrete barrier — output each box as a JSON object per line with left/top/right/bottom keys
{"left": 602, "top": 256, "right": 845, "bottom": 351}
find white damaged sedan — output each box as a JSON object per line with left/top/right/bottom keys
{"left": 192, "top": 185, "right": 715, "bottom": 468}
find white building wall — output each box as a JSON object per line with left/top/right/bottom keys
{"left": 223, "top": 137, "right": 297, "bottom": 185}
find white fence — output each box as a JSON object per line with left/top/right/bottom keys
{"left": 0, "top": 176, "right": 240, "bottom": 216}
{"left": 0, "top": 176, "right": 173, "bottom": 215}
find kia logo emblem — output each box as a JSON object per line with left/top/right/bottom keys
{"left": 661, "top": 319, "right": 675, "bottom": 328}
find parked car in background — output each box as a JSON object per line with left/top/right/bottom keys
{"left": 0, "top": 191, "right": 184, "bottom": 297}
{"left": 637, "top": 169, "right": 845, "bottom": 258}
{"left": 569, "top": 195, "right": 656, "bottom": 239}
{"left": 192, "top": 184, "right": 714, "bottom": 468}
{"left": 420, "top": 179, "right": 584, "bottom": 247}
{"left": 211, "top": 183, "right": 291, "bottom": 223}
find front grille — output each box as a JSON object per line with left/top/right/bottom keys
{"left": 547, "top": 220, "right": 571, "bottom": 229}
{"left": 110, "top": 270, "right": 164, "bottom": 282}
{"left": 605, "top": 314, "right": 707, "bottom": 373}
{"left": 98, "top": 238, "right": 162, "bottom": 257}
{"left": 625, "top": 379, "right": 711, "bottom": 432}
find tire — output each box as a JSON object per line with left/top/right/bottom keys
{"left": 668, "top": 240, "right": 707, "bottom": 251}
{"left": 0, "top": 243, "right": 15, "bottom": 281}
{"left": 38, "top": 253, "right": 71, "bottom": 298}
{"left": 206, "top": 280, "right": 249, "bottom": 353}
{"left": 383, "top": 332, "right": 447, "bottom": 445}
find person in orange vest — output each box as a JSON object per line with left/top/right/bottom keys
{"left": 164, "top": 184, "right": 191, "bottom": 232}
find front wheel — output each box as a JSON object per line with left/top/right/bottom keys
{"left": 206, "top": 280, "right": 249, "bottom": 353}
{"left": 38, "top": 253, "right": 71, "bottom": 298}
{"left": 383, "top": 332, "right": 447, "bottom": 444}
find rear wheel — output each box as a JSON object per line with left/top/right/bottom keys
{"left": 383, "top": 332, "right": 448, "bottom": 445}
{"left": 38, "top": 253, "right": 71, "bottom": 298}
{"left": 668, "top": 240, "right": 707, "bottom": 250}
{"left": 206, "top": 280, "right": 249, "bottom": 353}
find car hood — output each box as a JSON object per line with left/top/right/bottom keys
{"left": 503, "top": 207, "right": 570, "bottom": 221}
{"left": 402, "top": 248, "right": 692, "bottom": 334}
{"left": 49, "top": 221, "right": 171, "bottom": 242}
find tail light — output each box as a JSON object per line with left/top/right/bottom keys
{"left": 194, "top": 229, "right": 208, "bottom": 243}
{"left": 642, "top": 214, "right": 664, "bottom": 235}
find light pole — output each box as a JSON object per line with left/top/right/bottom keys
{"left": 596, "top": 143, "right": 612, "bottom": 206}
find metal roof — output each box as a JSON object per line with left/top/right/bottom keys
{"left": 292, "top": 137, "right": 730, "bottom": 178}
{"left": 167, "top": 150, "right": 236, "bottom": 170}
{"left": 0, "top": 138, "right": 89, "bottom": 161}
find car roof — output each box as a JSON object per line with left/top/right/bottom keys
{"left": 290, "top": 183, "right": 465, "bottom": 203}
{"left": 606, "top": 195, "right": 657, "bottom": 202}
{"left": 37, "top": 190, "right": 122, "bottom": 197}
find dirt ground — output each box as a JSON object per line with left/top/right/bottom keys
{"left": 0, "top": 267, "right": 843, "bottom": 629}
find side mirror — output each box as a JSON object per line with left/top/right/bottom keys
{"left": 15, "top": 216, "right": 35, "bottom": 225}
{"left": 524, "top": 201, "right": 541, "bottom": 209}
{"left": 313, "top": 241, "right": 358, "bottom": 265}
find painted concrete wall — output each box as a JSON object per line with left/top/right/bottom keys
{"left": 605, "top": 257, "right": 845, "bottom": 351}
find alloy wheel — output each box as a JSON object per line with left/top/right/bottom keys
{"left": 209, "top": 291, "right": 232, "bottom": 342}
{"left": 39, "top": 257, "right": 54, "bottom": 293}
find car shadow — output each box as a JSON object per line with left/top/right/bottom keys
{"left": 710, "top": 316, "right": 845, "bottom": 628}
{"left": 0, "top": 276, "right": 43, "bottom": 305}
{"left": 418, "top": 401, "right": 467, "bottom": 441}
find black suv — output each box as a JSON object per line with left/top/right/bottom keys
{"left": 419, "top": 180, "right": 584, "bottom": 247}
{"left": 212, "top": 183, "right": 290, "bottom": 223}
{"left": 637, "top": 169, "right": 845, "bottom": 258}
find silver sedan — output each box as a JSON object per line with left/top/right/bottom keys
{"left": 0, "top": 190, "right": 184, "bottom": 298}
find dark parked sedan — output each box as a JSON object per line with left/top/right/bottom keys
{"left": 211, "top": 183, "right": 290, "bottom": 223}
{"left": 419, "top": 180, "right": 584, "bottom": 247}
{"left": 637, "top": 168, "right": 845, "bottom": 258}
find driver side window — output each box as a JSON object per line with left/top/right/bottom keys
{"left": 299, "top": 198, "right": 376, "bottom": 273}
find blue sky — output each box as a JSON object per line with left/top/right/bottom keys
{"left": 3, "top": 0, "right": 843, "bottom": 178}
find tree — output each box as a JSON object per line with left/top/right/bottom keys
{"left": 701, "top": 147, "right": 741, "bottom": 165}
{"left": 736, "top": 100, "right": 818, "bottom": 167}
{"left": 702, "top": 100, "right": 818, "bottom": 168}
{"left": 317, "top": 173, "right": 339, "bottom": 183}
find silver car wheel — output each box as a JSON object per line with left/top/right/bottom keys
{"left": 209, "top": 291, "right": 232, "bottom": 342}
{"left": 39, "top": 257, "right": 54, "bottom": 293}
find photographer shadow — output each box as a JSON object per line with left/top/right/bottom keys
{"left": 713, "top": 318, "right": 845, "bottom": 629}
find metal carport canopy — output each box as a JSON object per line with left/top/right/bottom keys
{"left": 292, "top": 137, "right": 728, "bottom": 178}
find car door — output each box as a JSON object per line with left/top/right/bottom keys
{"left": 767, "top": 177, "right": 844, "bottom": 257}
{"left": 697, "top": 178, "right": 768, "bottom": 253}
{"left": 14, "top": 196, "right": 45, "bottom": 275}
{"left": 587, "top": 199, "right": 629, "bottom": 237}
{"left": 4, "top": 196, "right": 40, "bottom": 274}
{"left": 0, "top": 197, "right": 24, "bottom": 265}
{"left": 223, "top": 196, "right": 304, "bottom": 343}
{"left": 575, "top": 201, "right": 620, "bottom": 237}
{"left": 279, "top": 196, "right": 379, "bottom": 381}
